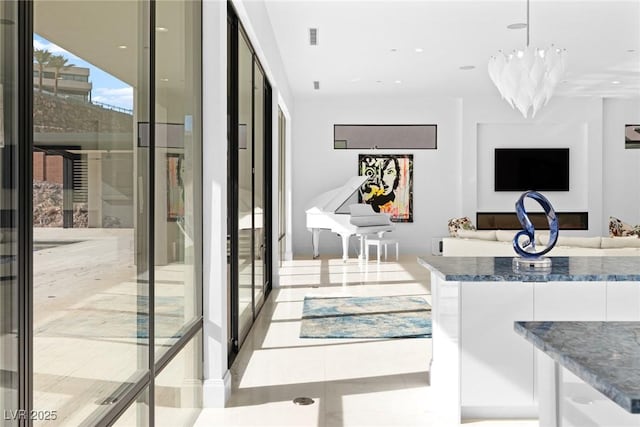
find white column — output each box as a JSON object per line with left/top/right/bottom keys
{"left": 202, "top": 0, "right": 231, "bottom": 407}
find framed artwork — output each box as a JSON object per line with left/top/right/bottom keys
{"left": 625, "top": 124, "right": 640, "bottom": 149}
{"left": 167, "top": 153, "right": 184, "bottom": 221}
{"left": 358, "top": 154, "right": 413, "bottom": 222}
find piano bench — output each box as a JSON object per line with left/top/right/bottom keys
{"left": 364, "top": 237, "right": 399, "bottom": 263}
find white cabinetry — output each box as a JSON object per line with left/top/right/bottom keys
{"left": 461, "top": 283, "right": 534, "bottom": 407}
{"left": 431, "top": 276, "right": 640, "bottom": 424}
{"left": 534, "top": 282, "right": 606, "bottom": 321}
{"left": 607, "top": 282, "right": 640, "bottom": 320}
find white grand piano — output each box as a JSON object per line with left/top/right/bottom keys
{"left": 305, "top": 176, "right": 395, "bottom": 261}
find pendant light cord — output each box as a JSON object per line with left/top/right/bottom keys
{"left": 526, "top": 0, "right": 530, "bottom": 46}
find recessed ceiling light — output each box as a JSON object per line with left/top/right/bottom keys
{"left": 415, "top": 48, "right": 424, "bottom": 53}
{"left": 459, "top": 65, "right": 475, "bottom": 70}
{"left": 156, "top": 27, "right": 169, "bottom": 32}
{"left": 507, "top": 23, "right": 527, "bottom": 30}
{"left": 394, "top": 80, "right": 402, "bottom": 84}
{"left": 118, "top": 45, "right": 127, "bottom": 49}
{"left": 612, "top": 80, "right": 621, "bottom": 84}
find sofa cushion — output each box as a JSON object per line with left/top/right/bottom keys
{"left": 609, "top": 216, "right": 640, "bottom": 237}
{"left": 601, "top": 236, "right": 640, "bottom": 248}
{"left": 448, "top": 216, "right": 475, "bottom": 237}
{"left": 457, "top": 229, "right": 497, "bottom": 241}
{"left": 496, "top": 230, "right": 518, "bottom": 242}
{"left": 538, "top": 232, "right": 602, "bottom": 248}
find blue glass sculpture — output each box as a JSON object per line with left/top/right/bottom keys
{"left": 512, "top": 191, "right": 558, "bottom": 269}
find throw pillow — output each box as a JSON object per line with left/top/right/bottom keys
{"left": 448, "top": 216, "right": 476, "bottom": 237}
{"left": 608, "top": 216, "right": 640, "bottom": 237}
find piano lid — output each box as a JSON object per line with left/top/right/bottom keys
{"left": 305, "top": 176, "right": 368, "bottom": 215}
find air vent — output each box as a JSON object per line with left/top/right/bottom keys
{"left": 313, "top": 81, "right": 320, "bottom": 90}
{"left": 309, "top": 28, "right": 318, "bottom": 46}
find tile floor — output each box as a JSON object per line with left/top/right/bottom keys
{"left": 194, "top": 256, "right": 540, "bottom": 427}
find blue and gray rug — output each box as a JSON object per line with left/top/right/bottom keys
{"left": 300, "top": 295, "right": 431, "bottom": 339}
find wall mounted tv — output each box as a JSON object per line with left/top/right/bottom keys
{"left": 494, "top": 148, "right": 570, "bottom": 191}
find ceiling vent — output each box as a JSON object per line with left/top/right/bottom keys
{"left": 309, "top": 28, "right": 318, "bottom": 46}
{"left": 313, "top": 81, "right": 320, "bottom": 90}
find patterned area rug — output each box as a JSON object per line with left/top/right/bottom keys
{"left": 300, "top": 295, "right": 431, "bottom": 338}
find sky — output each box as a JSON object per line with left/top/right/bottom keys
{"left": 34, "top": 34, "right": 133, "bottom": 111}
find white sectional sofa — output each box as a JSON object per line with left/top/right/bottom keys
{"left": 443, "top": 229, "right": 640, "bottom": 257}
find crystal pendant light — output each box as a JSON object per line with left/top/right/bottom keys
{"left": 488, "top": 0, "right": 566, "bottom": 118}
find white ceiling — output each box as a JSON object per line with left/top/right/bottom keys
{"left": 264, "top": 0, "right": 640, "bottom": 98}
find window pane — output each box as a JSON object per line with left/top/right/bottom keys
{"left": 253, "top": 63, "right": 264, "bottom": 312}
{"left": 155, "top": 331, "right": 202, "bottom": 426}
{"left": 112, "top": 388, "right": 149, "bottom": 427}
{"left": 33, "top": 1, "right": 150, "bottom": 424}
{"left": 334, "top": 124, "right": 437, "bottom": 149}
{"left": 154, "top": 0, "right": 202, "bottom": 357}
{"left": 237, "top": 30, "right": 253, "bottom": 343}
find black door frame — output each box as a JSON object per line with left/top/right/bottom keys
{"left": 227, "top": 4, "right": 272, "bottom": 364}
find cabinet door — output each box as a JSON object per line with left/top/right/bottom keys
{"left": 534, "top": 282, "right": 606, "bottom": 320}
{"left": 460, "top": 283, "right": 534, "bottom": 406}
{"left": 606, "top": 282, "right": 640, "bottom": 320}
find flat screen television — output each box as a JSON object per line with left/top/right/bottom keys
{"left": 494, "top": 148, "right": 569, "bottom": 191}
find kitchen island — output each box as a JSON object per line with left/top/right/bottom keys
{"left": 417, "top": 256, "right": 640, "bottom": 425}
{"left": 515, "top": 321, "right": 640, "bottom": 426}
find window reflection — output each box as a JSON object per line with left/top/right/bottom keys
{"left": 33, "top": 0, "right": 149, "bottom": 423}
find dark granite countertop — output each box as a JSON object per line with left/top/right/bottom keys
{"left": 515, "top": 321, "right": 640, "bottom": 414}
{"left": 418, "top": 255, "right": 640, "bottom": 282}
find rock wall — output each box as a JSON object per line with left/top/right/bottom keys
{"left": 33, "top": 92, "right": 132, "bottom": 134}
{"left": 33, "top": 180, "right": 87, "bottom": 228}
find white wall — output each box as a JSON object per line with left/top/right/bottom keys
{"left": 292, "top": 96, "right": 462, "bottom": 256}
{"left": 292, "top": 94, "right": 640, "bottom": 256}
{"left": 603, "top": 98, "right": 640, "bottom": 225}
{"left": 476, "top": 123, "right": 588, "bottom": 212}
{"left": 461, "top": 96, "right": 606, "bottom": 236}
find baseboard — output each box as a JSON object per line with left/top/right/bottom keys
{"left": 462, "top": 405, "right": 538, "bottom": 420}
{"left": 202, "top": 370, "right": 232, "bottom": 407}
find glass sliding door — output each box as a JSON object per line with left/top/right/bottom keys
{"left": 32, "top": 1, "right": 150, "bottom": 424}
{"left": 0, "top": 1, "right": 19, "bottom": 424}
{"left": 237, "top": 29, "right": 253, "bottom": 343}
{"left": 253, "top": 62, "right": 265, "bottom": 313}
{"left": 278, "top": 108, "right": 286, "bottom": 266}
{"left": 228, "top": 8, "right": 272, "bottom": 352}
{"left": 2, "top": 0, "right": 203, "bottom": 425}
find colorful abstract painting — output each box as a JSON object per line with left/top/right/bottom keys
{"left": 358, "top": 154, "right": 413, "bottom": 222}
